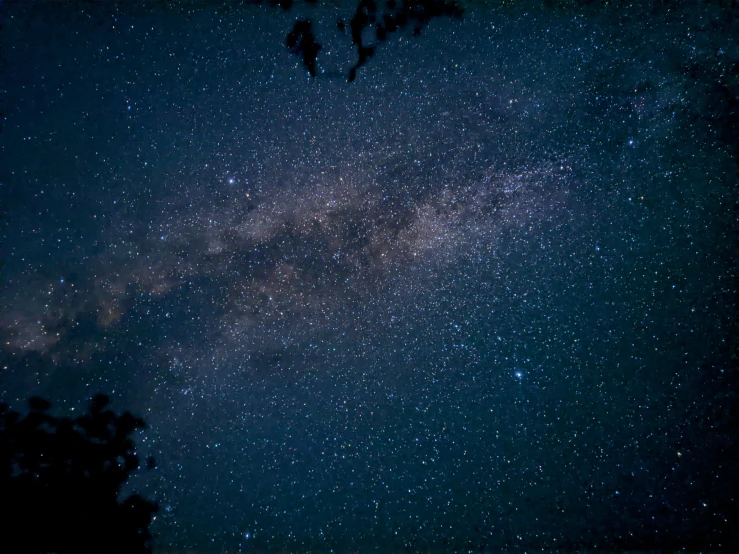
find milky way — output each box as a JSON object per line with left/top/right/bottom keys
{"left": 1, "top": 1, "right": 737, "bottom": 552}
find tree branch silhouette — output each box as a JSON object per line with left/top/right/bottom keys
{"left": 0, "top": 395, "right": 157, "bottom": 554}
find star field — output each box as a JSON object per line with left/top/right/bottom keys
{"left": 1, "top": 1, "right": 737, "bottom": 552}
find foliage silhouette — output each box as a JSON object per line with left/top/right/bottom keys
{"left": 286, "top": 19, "right": 322, "bottom": 77}
{"left": 252, "top": 0, "right": 465, "bottom": 80}
{"left": 344, "top": 0, "right": 464, "bottom": 82}
{"left": 0, "top": 395, "right": 157, "bottom": 554}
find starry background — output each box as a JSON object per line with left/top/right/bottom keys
{"left": 1, "top": 0, "right": 737, "bottom": 552}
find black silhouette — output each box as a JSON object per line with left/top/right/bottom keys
{"left": 345, "top": 0, "right": 464, "bottom": 81}
{"left": 286, "top": 19, "right": 322, "bottom": 77}
{"left": 0, "top": 395, "right": 157, "bottom": 554}
{"left": 261, "top": 0, "right": 465, "bottom": 81}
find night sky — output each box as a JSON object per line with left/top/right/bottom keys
{"left": 1, "top": 0, "right": 738, "bottom": 552}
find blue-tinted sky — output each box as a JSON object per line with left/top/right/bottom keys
{"left": 1, "top": 0, "right": 737, "bottom": 551}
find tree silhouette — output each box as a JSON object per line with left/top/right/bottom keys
{"left": 286, "top": 19, "right": 322, "bottom": 77}
{"left": 253, "top": 0, "right": 465, "bottom": 81}
{"left": 0, "top": 395, "right": 157, "bottom": 554}
{"left": 343, "top": 0, "right": 464, "bottom": 82}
